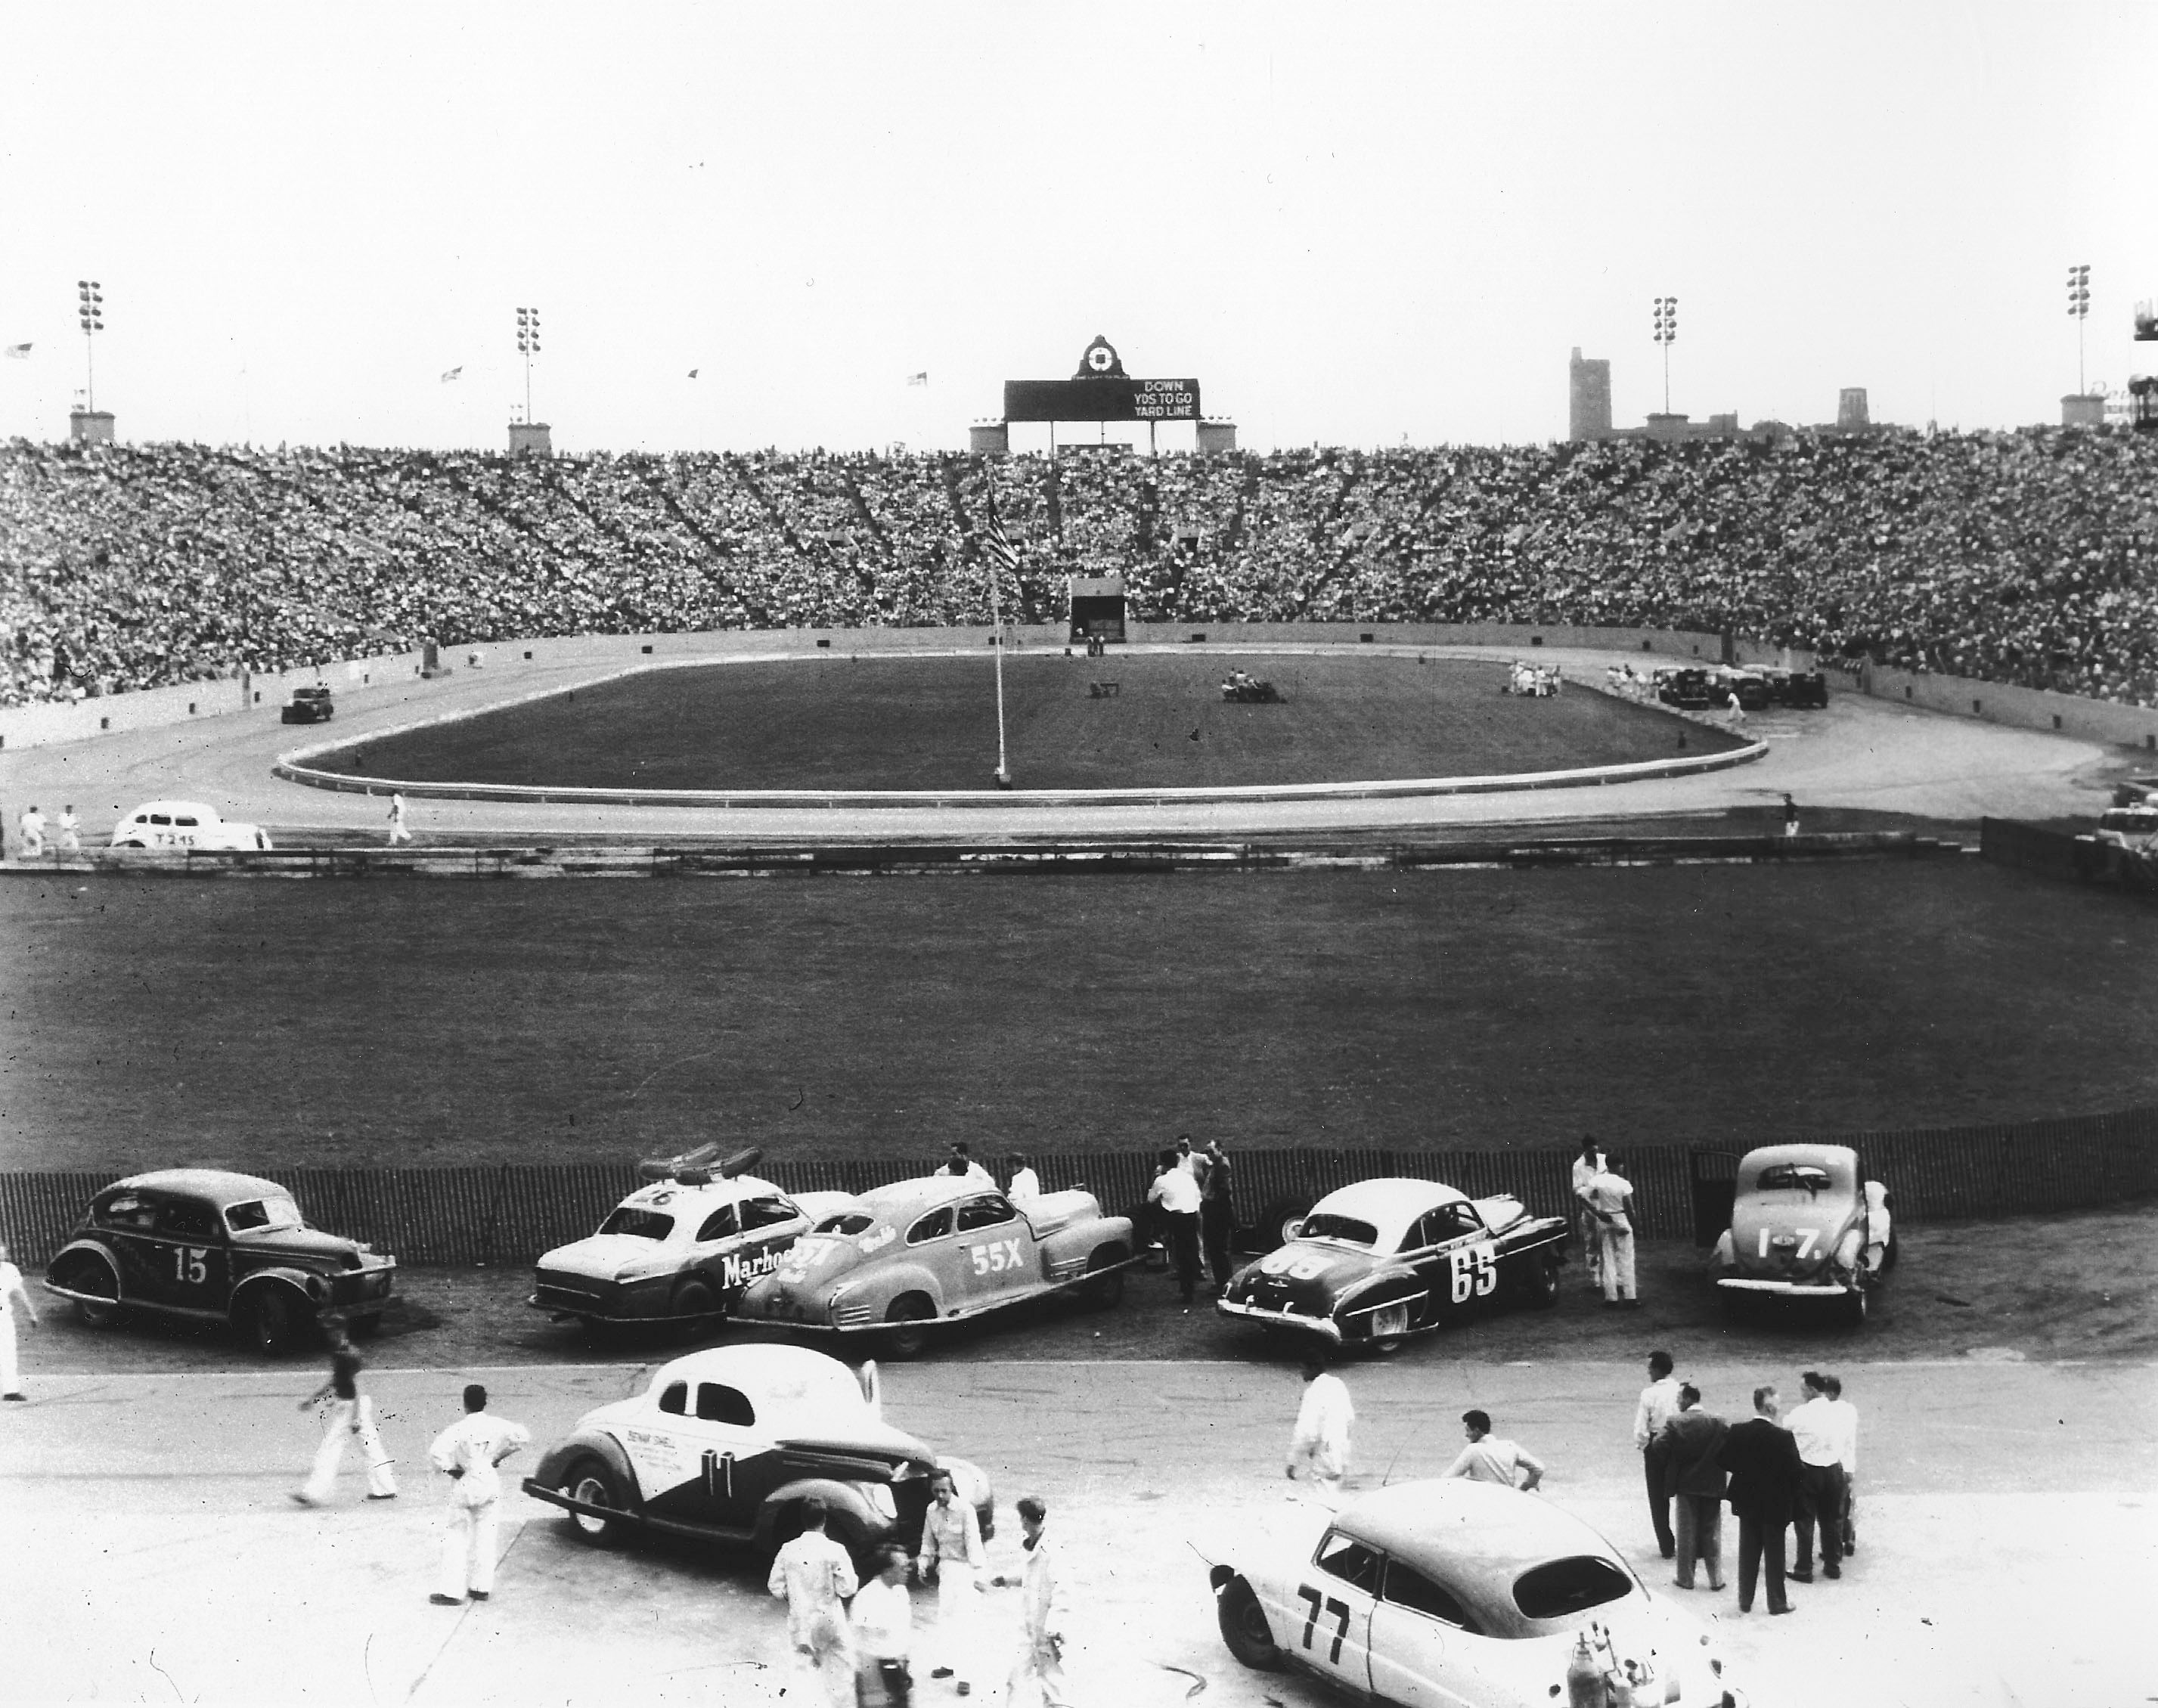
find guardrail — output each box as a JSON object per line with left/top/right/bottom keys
{"left": 4, "top": 1107, "right": 2152, "bottom": 1268}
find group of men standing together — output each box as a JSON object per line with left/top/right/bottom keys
{"left": 1143, "top": 1135, "right": 1235, "bottom": 1305}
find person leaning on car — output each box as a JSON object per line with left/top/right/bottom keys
{"left": 1198, "top": 1139, "right": 1236, "bottom": 1291}
{"left": 1146, "top": 1150, "right": 1203, "bottom": 1305}
{"left": 1658, "top": 1384, "right": 1728, "bottom": 1592}
{"left": 1441, "top": 1409, "right": 1544, "bottom": 1492}
{"left": 1716, "top": 1384, "right": 1805, "bottom": 1616}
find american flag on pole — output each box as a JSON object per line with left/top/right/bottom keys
{"left": 979, "top": 494, "right": 1021, "bottom": 573}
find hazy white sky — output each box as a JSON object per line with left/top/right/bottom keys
{"left": 0, "top": 2, "right": 2148, "bottom": 454}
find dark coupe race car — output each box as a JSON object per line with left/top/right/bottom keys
{"left": 280, "top": 684, "right": 335, "bottom": 724}
{"left": 1217, "top": 1178, "right": 1567, "bottom": 1353}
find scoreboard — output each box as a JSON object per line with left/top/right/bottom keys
{"left": 1002, "top": 336, "right": 1201, "bottom": 423}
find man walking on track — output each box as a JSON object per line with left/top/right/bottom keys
{"left": 1286, "top": 1353, "right": 1355, "bottom": 1497}
{"left": 293, "top": 1315, "right": 397, "bottom": 1505}
{"left": 993, "top": 1496, "right": 1074, "bottom": 1708}
{"left": 0, "top": 1239, "right": 41, "bottom": 1400}
{"left": 916, "top": 1467, "right": 988, "bottom": 1695}
{"left": 767, "top": 1498, "right": 858, "bottom": 1708}
{"left": 427, "top": 1383, "right": 531, "bottom": 1606}
{"left": 386, "top": 792, "right": 413, "bottom": 846}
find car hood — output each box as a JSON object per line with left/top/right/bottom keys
{"left": 535, "top": 1235, "right": 677, "bottom": 1282}
{"left": 233, "top": 1226, "right": 370, "bottom": 1264}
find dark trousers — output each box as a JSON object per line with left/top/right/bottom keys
{"left": 1200, "top": 1199, "right": 1235, "bottom": 1286}
{"left": 870, "top": 1657, "right": 913, "bottom": 1706}
{"left": 1643, "top": 1443, "right": 1675, "bottom": 1558}
{"left": 1673, "top": 1495, "right": 1724, "bottom": 1589}
{"left": 1164, "top": 1211, "right": 1201, "bottom": 1300}
{"left": 1793, "top": 1462, "right": 1845, "bottom": 1573}
{"left": 1735, "top": 1508, "right": 1791, "bottom": 1613}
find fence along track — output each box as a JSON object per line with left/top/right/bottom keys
{"left": 4, "top": 1110, "right": 2153, "bottom": 1269}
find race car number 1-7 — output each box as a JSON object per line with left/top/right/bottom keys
{"left": 1448, "top": 1241, "right": 1498, "bottom": 1304}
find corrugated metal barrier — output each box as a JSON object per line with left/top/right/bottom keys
{"left": 4, "top": 1111, "right": 2153, "bottom": 1268}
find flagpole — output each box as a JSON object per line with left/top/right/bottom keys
{"left": 989, "top": 549, "right": 1010, "bottom": 786}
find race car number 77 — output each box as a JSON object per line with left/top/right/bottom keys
{"left": 1295, "top": 1585, "right": 1353, "bottom": 1663}
{"left": 1448, "top": 1241, "right": 1498, "bottom": 1304}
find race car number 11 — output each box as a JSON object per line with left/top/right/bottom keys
{"left": 1448, "top": 1241, "right": 1498, "bottom": 1304}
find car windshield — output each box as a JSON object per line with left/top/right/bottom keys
{"left": 1298, "top": 1213, "right": 1379, "bottom": 1249}
{"left": 1512, "top": 1556, "right": 1635, "bottom": 1622}
{"left": 597, "top": 1207, "right": 675, "bottom": 1241}
{"left": 225, "top": 1195, "right": 303, "bottom": 1234}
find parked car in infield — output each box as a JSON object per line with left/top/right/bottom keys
{"left": 43, "top": 1168, "right": 396, "bottom": 1353}
{"left": 523, "top": 1342, "right": 994, "bottom": 1565}
{"left": 1217, "top": 1177, "right": 1568, "bottom": 1353}
{"left": 1704, "top": 1143, "right": 1894, "bottom": 1325}
{"left": 733, "top": 1173, "right": 1136, "bottom": 1357}
{"left": 280, "top": 684, "right": 335, "bottom": 724}
{"left": 1206, "top": 1480, "right": 1743, "bottom": 1708}
{"left": 529, "top": 1145, "right": 857, "bottom": 1333}
{"left": 108, "top": 799, "right": 273, "bottom": 851}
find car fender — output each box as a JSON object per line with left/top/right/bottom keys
{"left": 228, "top": 1267, "right": 325, "bottom": 1316}
{"left": 1036, "top": 1214, "right": 1132, "bottom": 1269}
{"left": 43, "top": 1238, "right": 126, "bottom": 1300}
{"left": 837, "top": 1261, "right": 946, "bottom": 1319}
{"left": 1332, "top": 1261, "right": 1425, "bottom": 1318}
{"left": 528, "top": 1428, "right": 643, "bottom": 1505}
{"left": 1710, "top": 1229, "right": 1736, "bottom": 1273}
{"left": 754, "top": 1477, "right": 891, "bottom": 1551}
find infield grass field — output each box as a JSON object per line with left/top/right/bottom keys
{"left": 5, "top": 857, "right": 2156, "bottom": 1173}
{"left": 306, "top": 652, "right": 1745, "bottom": 791}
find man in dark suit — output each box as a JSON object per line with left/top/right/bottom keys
{"left": 1716, "top": 1384, "right": 1805, "bottom": 1614}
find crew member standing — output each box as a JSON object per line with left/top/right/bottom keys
{"left": 1441, "top": 1410, "right": 1545, "bottom": 1491}
{"left": 916, "top": 1467, "right": 987, "bottom": 1696}
{"left": 1570, "top": 1136, "right": 1607, "bottom": 1292}
{"left": 767, "top": 1498, "right": 859, "bottom": 1708}
{"left": 1285, "top": 1353, "right": 1354, "bottom": 1497}
{"left": 1781, "top": 794, "right": 1800, "bottom": 839}
{"left": 1659, "top": 1383, "right": 1729, "bottom": 1592}
{"left": 1822, "top": 1373, "right": 1860, "bottom": 1555}
{"left": 427, "top": 1382, "right": 531, "bottom": 1606}
{"left": 1586, "top": 1157, "right": 1638, "bottom": 1306}
{"left": 1198, "top": 1139, "right": 1236, "bottom": 1293}
{"left": 854, "top": 1545, "right": 916, "bottom": 1707}
{"left": 1717, "top": 1385, "right": 1805, "bottom": 1616}
{"left": 992, "top": 1496, "right": 1074, "bottom": 1708}
{"left": 1634, "top": 1350, "right": 1684, "bottom": 1558}
{"left": 0, "top": 1239, "right": 41, "bottom": 1401}
{"left": 1006, "top": 1153, "right": 1041, "bottom": 1205}
{"left": 294, "top": 1316, "right": 398, "bottom": 1505}
{"left": 1784, "top": 1371, "right": 1846, "bottom": 1582}
{"left": 55, "top": 806, "right": 82, "bottom": 859}
{"left": 1146, "top": 1148, "right": 1203, "bottom": 1304}
{"left": 16, "top": 804, "right": 45, "bottom": 860}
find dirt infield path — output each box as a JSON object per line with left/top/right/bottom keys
{"left": 0, "top": 643, "right": 2122, "bottom": 842}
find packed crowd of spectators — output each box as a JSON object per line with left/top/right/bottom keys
{"left": 5, "top": 427, "right": 2156, "bottom": 708}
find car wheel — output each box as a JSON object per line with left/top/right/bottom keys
{"left": 671, "top": 1279, "right": 719, "bottom": 1342}
{"left": 563, "top": 1458, "right": 631, "bottom": 1548}
{"left": 1841, "top": 1285, "right": 1868, "bottom": 1328}
{"left": 347, "top": 1313, "right": 382, "bottom": 1340}
{"left": 1077, "top": 1246, "right": 1127, "bottom": 1310}
{"left": 881, "top": 1297, "right": 935, "bottom": 1360}
{"left": 1217, "top": 1577, "right": 1282, "bottom": 1672}
{"left": 1369, "top": 1333, "right": 1407, "bottom": 1357}
{"left": 67, "top": 1258, "right": 125, "bottom": 1328}
{"left": 1520, "top": 1248, "right": 1561, "bottom": 1310}
{"left": 238, "top": 1286, "right": 305, "bottom": 1356}
{"left": 1248, "top": 1198, "right": 1313, "bottom": 1254}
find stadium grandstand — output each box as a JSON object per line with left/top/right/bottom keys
{"left": 5, "top": 428, "right": 2156, "bottom": 713}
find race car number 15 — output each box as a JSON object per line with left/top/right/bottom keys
{"left": 1448, "top": 1241, "right": 1498, "bottom": 1304}
{"left": 172, "top": 1247, "right": 209, "bottom": 1285}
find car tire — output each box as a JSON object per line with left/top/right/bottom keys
{"left": 670, "top": 1279, "right": 719, "bottom": 1343}
{"left": 562, "top": 1458, "right": 631, "bottom": 1548}
{"left": 1077, "top": 1247, "right": 1127, "bottom": 1310}
{"left": 1217, "top": 1577, "right": 1282, "bottom": 1672}
{"left": 1368, "top": 1332, "right": 1407, "bottom": 1357}
{"left": 1841, "top": 1285, "right": 1868, "bottom": 1328}
{"left": 64, "top": 1256, "right": 126, "bottom": 1328}
{"left": 347, "top": 1313, "right": 383, "bottom": 1340}
{"left": 1248, "top": 1198, "right": 1313, "bottom": 1254}
{"left": 1519, "top": 1248, "right": 1561, "bottom": 1310}
{"left": 881, "top": 1296, "right": 935, "bottom": 1360}
{"left": 238, "top": 1285, "right": 305, "bottom": 1356}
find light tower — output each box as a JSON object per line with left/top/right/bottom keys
{"left": 2067, "top": 265, "right": 2091, "bottom": 394}
{"left": 1651, "top": 296, "right": 1677, "bottom": 415}
{"left": 509, "top": 305, "right": 551, "bottom": 457}
{"left": 70, "top": 280, "right": 113, "bottom": 443}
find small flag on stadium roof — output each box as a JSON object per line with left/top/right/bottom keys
{"left": 3, "top": 343, "right": 29, "bottom": 358}
{"left": 980, "top": 494, "right": 1021, "bottom": 572}
{"left": 440, "top": 365, "right": 463, "bottom": 383}
{"left": 688, "top": 368, "right": 699, "bottom": 379}
{"left": 907, "top": 370, "right": 929, "bottom": 386}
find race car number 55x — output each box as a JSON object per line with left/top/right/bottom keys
{"left": 969, "top": 1238, "right": 1024, "bottom": 1276}
{"left": 1448, "top": 1241, "right": 1499, "bottom": 1303}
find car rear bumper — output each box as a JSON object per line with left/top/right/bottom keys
{"left": 1715, "top": 1277, "right": 1851, "bottom": 1297}
{"left": 1216, "top": 1298, "right": 1342, "bottom": 1343}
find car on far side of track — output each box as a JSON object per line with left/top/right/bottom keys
{"left": 524, "top": 1342, "right": 994, "bottom": 1568}
{"left": 1216, "top": 1177, "right": 1567, "bottom": 1353}
{"left": 529, "top": 1146, "right": 856, "bottom": 1334}
{"left": 280, "top": 684, "right": 335, "bottom": 723}
{"left": 1753, "top": 665, "right": 1830, "bottom": 708}
{"left": 734, "top": 1173, "right": 1136, "bottom": 1357}
{"left": 1206, "top": 1480, "right": 1743, "bottom": 1708}
{"left": 1703, "top": 1142, "right": 1894, "bottom": 1325}
{"left": 44, "top": 1168, "right": 396, "bottom": 1353}
{"left": 108, "top": 799, "right": 273, "bottom": 851}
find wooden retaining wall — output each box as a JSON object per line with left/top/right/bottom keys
{"left": 3, "top": 1109, "right": 2153, "bottom": 1268}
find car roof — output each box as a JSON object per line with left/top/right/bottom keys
{"left": 1741, "top": 1143, "right": 1857, "bottom": 1178}
{"left": 1334, "top": 1479, "right": 1621, "bottom": 1579}
{"left": 106, "top": 1168, "right": 294, "bottom": 1206}
{"left": 1305, "top": 1178, "right": 1469, "bottom": 1244}
{"left": 855, "top": 1173, "right": 993, "bottom": 1217}
{"left": 119, "top": 800, "right": 222, "bottom": 820}
{"left": 646, "top": 1342, "right": 867, "bottom": 1403}
{"left": 615, "top": 1173, "right": 786, "bottom": 1213}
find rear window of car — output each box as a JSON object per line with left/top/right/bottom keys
{"left": 695, "top": 1383, "right": 755, "bottom": 1425}
{"left": 599, "top": 1208, "right": 674, "bottom": 1241}
{"left": 1313, "top": 1530, "right": 1384, "bottom": 1594}
{"left": 1299, "top": 1213, "right": 1378, "bottom": 1248}
{"left": 739, "top": 1195, "right": 798, "bottom": 1232}
{"left": 1756, "top": 1164, "right": 1834, "bottom": 1194}
{"left": 815, "top": 1211, "right": 879, "bottom": 1237}
{"left": 955, "top": 1196, "right": 1015, "bottom": 1232}
{"left": 225, "top": 1195, "right": 302, "bottom": 1233}
{"left": 174, "top": 815, "right": 200, "bottom": 826}
{"left": 1512, "top": 1556, "right": 1634, "bottom": 1621}
{"left": 907, "top": 1207, "right": 954, "bottom": 1245}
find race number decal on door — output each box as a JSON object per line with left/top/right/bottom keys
{"left": 1295, "top": 1586, "right": 1354, "bottom": 1663}
{"left": 1448, "top": 1241, "right": 1498, "bottom": 1304}
{"left": 968, "top": 1238, "right": 1024, "bottom": 1276}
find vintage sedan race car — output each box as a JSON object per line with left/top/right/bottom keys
{"left": 1217, "top": 1177, "right": 1567, "bottom": 1352}
{"left": 280, "top": 684, "right": 335, "bottom": 724}
{"left": 530, "top": 1148, "right": 854, "bottom": 1331}
{"left": 1208, "top": 1480, "right": 1743, "bottom": 1708}
{"left": 735, "top": 1173, "right": 1136, "bottom": 1356}
{"left": 524, "top": 1342, "right": 993, "bottom": 1564}
{"left": 44, "top": 1168, "right": 396, "bottom": 1353}
{"left": 109, "top": 799, "right": 272, "bottom": 851}
{"left": 1705, "top": 1143, "right": 1893, "bottom": 1324}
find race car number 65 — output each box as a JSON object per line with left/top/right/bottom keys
{"left": 969, "top": 1238, "right": 1023, "bottom": 1276}
{"left": 1448, "top": 1241, "right": 1498, "bottom": 1304}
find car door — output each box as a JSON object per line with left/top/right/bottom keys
{"left": 951, "top": 1194, "right": 1032, "bottom": 1308}
{"left": 722, "top": 1193, "right": 811, "bottom": 1294}
{"left": 632, "top": 1375, "right": 773, "bottom": 1537}
{"left": 1283, "top": 1529, "right": 1381, "bottom": 1697}
{"left": 150, "top": 1195, "right": 231, "bottom": 1314}
{"left": 92, "top": 1189, "right": 166, "bottom": 1303}
{"left": 1425, "top": 1203, "right": 1499, "bottom": 1322}
{"left": 1367, "top": 1557, "right": 1486, "bottom": 1708}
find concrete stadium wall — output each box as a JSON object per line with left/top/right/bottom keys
{"left": 1856, "top": 660, "right": 2158, "bottom": 754}
{"left": 4, "top": 1108, "right": 2152, "bottom": 1269}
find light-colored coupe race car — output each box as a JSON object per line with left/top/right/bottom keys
{"left": 108, "top": 799, "right": 272, "bottom": 851}
{"left": 1703, "top": 1142, "right": 1894, "bottom": 1325}
{"left": 1208, "top": 1480, "right": 1744, "bottom": 1708}
{"left": 734, "top": 1172, "right": 1136, "bottom": 1356}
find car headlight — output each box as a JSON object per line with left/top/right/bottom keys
{"left": 864, "top": 1484, "right": 896, "bottom": 1520}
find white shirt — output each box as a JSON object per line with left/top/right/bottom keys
{"left": 1786, "top": 1395, "right": 1853, "bottom": 1469}
{"left": 1570, "top": 1152, "right": 1606, "bottom": 1204}
{"left": 1443, "top": 1437, "right": 1543, "bottom": 1487}
{"left": 429, "top": 1409, "right": 532, "bottom": 1506}
{"left": 0, "top": 1260, "right": 33, "bottom": 1318}
{"left": 1007, "top": 1167, "right": 1041, "bottom": 1203}
{"left": 1290, "top": 1372, "right": 1355, "bottom": 1478}
{"left": 1822, "top": 1396, "right": 1860, "bottom": 1474}
{"left": 1016, "top": 1530, "right": 1067, "bottom": 1644}
{"left": 1586, "top": 1170, "right": 1633, "bottom": 1228}
{"left": 851, "top": 1577, "right": 912, "bottom": 1660}
{"left": 768, "top": 1530, "right": 858, "bottom": 1650}
{"left": 1149, "top": 1168, "right": 1201, "bottom": 1215}
{"left": 1634, "top": 1375, "right": 1682, "bottom": 1451}
{"left": 950, "top": 1160, "right": 994, "bottom": 1186}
